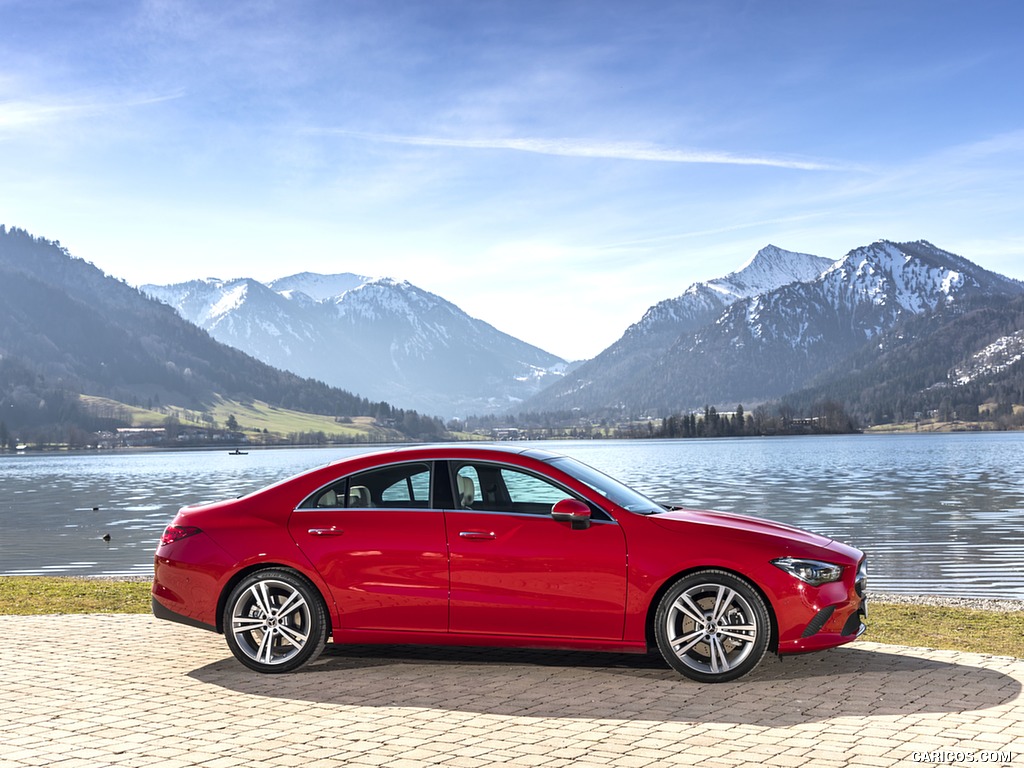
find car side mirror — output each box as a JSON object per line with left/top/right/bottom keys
{"left": 551, "top": 498, "right": 591, "bottom": 530}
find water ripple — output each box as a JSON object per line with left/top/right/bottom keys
{"left": 2, "top": 435, "right": 1024, "bottom": 598}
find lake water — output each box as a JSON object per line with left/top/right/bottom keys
{"left": 1, "top": 433, "right": 1023, "bottom": 599}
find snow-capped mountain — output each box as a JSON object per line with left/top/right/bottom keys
{"left": 709, "top": 240, "right": 1021, "bottom": 352}
{"left": 524, "top": 239, "right": 1024, "bottom": 415}
{"left": 626, "top": 245, "right": 832, "bottom": 343}
{"left": 143, "top": 273, "right": 566, "bottom": 416}
{"left": 649, "top": 240, "right": 1024, "bottom": 409}
{"left": 523, "top": 245, "right": 834, "bottom": 412}
{"left": 143, "top": 278, "right": 320, "bottom": 357}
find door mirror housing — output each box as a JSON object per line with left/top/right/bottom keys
{"left": 551, "top": 498, "right": 592, "bottom": 530}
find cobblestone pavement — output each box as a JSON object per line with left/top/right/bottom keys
{"left": 1, "top": 614, "right": 1021, "bottom": 767}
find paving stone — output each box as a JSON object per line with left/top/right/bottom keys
{"left": 0, "top": 614, "right": 1021, "bottom": 768}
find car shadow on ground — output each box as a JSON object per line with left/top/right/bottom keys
{"left": 188, "top": 642, "right": 1022, "bottom": 726}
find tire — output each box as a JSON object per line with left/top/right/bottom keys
{"left": 654, "top": 569, "right": 770, "bottom": 683}
{"left": 223, "top": 569, "right": 328, "bottom": 673}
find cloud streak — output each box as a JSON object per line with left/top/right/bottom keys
{"left": 330, "top": 130, "right": 856, "bottom": 171}
{"left": 0, "top": 91, "right": 184, "bottom": 134}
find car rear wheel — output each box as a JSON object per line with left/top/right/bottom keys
{"left": 223, "top": 569, "right": 328, "bottom": 673}
{"left": 654, "top": 569, "right": 770, "bottom": 683}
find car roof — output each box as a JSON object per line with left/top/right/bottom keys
{"left": 326, "top": 443, "right": 566, "bottom": 467}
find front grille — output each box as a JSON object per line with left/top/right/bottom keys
{"left": 855, "top": 557, "right": 868, "bottom": 597}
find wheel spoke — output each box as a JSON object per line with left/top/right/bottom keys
{"left": 718, "top": 626, "right": 756, "bottom": 643}
{"left": 250, "top": 581, "right": 273, "bottom": 616}
{"left": 275, "top": 588, "right": 307, "bottom": 617}
{"left": 673, "top": 594, "right": 706, "bottom": 625}
{"left": 711, "top": 586, "right": 737, "bottom": 624}
{"left": 708, "top": 637, "right": 731, "bottom": 672}
{"left": 232, "top": 616, "right": 266, "bottom": 634}
{"left": 669, "top": 628, "right": 705, "bottom": 654}
{"left": 277, "top": 623, "right": 309, "bottom": 648}
{"left": 256, "top": 626, "right": 277, "bottom": 664}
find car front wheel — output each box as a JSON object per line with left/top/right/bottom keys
{"left": 223, "top": 569, "right": 328, "bottom": 673}
{"left": 654, "top": 569, "right": 770, "bottom": 683}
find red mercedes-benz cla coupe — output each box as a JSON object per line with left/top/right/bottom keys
{"left": 153, "top": 445, "right": 866, "bottom": 682}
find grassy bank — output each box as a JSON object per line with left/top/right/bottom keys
{"left": 1, "top": 577, "right": 1021, "bottom": 659}
{"left": 0, "top": 577, "right": 151, "bottom": 615}
{"left": 79, "top": 393, "right": 402, "bottom": 444}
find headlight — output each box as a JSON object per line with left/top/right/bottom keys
{"left": 772, "top": 557, "right": 844, "bottom": 586}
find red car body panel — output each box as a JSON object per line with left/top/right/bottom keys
{"left": 288, "top": 507, "right": 449, "bottom": 632}
{"left": 153, "top": 445, "right": 866, "bottom": 665}
{"left": 446, "top": 509, "right": 628, "bottom": 639}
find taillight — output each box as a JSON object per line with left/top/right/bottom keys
{"left": 160, "top": 525, "right": 202, "bottom": 546}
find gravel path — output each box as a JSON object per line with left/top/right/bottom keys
{"left": 871, "top": 592, "right": 1024, "bottom": 612}
{"left": 3, "top": 613, "right": 1023, "bottom": 768}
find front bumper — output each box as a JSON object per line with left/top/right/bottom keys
{"left": 778, "top": 556, "right": 867, "bottom": 654}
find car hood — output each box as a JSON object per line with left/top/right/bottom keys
{"left": 650, "top": 508, "right": 834, "bottom": 549}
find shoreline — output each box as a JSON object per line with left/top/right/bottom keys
{"left": 869, "top": 592, "right": 1024, "bottom": 613}
{"left": 46, "top": 576, "right": 1024, "bottom": 613}
{"left": 4, "top": 428, "right": 1024, "bottom": 456}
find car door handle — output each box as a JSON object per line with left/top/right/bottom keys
{"left": 307, "top": 527, "right": 344, "bottom": 536}
{"left": 459, "top": 531, "right": 495, "bottom": 540}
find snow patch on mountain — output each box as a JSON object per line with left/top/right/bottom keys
{"left": 268, "top": 272, "right": 370, "bottom": 302}
{"left": 210, "top": 282, "right": 250, "bottom": 321}
{"left": 951, "top": 330, "right": 1024, "bottom": 386}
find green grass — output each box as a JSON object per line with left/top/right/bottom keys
{"left": 2, "top": 577, "right": 1021, "bottom": 659}
{"left": 864, "top": 602, "right": 1024, "bottom": 657}
{"left": 0, "top": 577, "right": 151, "bottom": 615}
{"left": 205, "top": 395, "right": 395, "bottom": 441}
{"left": 79, "top": 393, "right": 403, "bottom": 443}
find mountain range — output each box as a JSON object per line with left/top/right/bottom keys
{"left": 5, "top": 221, "right": 1024, "bottom": 440}
{"left": 0, "top": 226, "right": 445, "bottom": 441}
{"left": 143, "top": 274, "right": 568, "bottom": 417}
{"left": 521, "top": 245, "right": 834, "bottom": 414}
{"left": 523, "top": 239, "right": 1024, "bottom": 418}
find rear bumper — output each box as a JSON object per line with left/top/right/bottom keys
{"left": 151, "top": 595, "right": 217, "bottom": 633}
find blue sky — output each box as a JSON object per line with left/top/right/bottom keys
{"left": 2, "top": 1, "right": 1023, "bottom": 360}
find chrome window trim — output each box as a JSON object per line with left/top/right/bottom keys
{"left": 443, "top": 506, "right": 619, "bottom": 525}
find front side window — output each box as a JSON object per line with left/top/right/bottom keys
{"left": 501, "top": 468, "right": 569, "bottom": 506}
{"left": 453, "top": 462, "right": 596, "bottom": 517}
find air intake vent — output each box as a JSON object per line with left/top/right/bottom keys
{"left": 801, "top": 605, "right": 836, "bottom": 638}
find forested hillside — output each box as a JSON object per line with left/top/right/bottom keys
{"left": 782, "top": 294, "right": 1024, "bottom": 427}
{"left": 0, "top": 227, "right": 446, "bottom": 445}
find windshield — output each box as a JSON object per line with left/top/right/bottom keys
{"left": 548, "top": 456, "right": 663, "bottom": 515}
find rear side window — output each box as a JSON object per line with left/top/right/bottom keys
{"left": 299, "top": 462, "right": 432, "bottom": 510}
{"left": 381, "top": 467, "right": 431, "bottom": 504}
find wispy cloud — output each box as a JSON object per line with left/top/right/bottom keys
{"left": 0, "top": 91, "right": 184, "bottom": 135}
{"left": 329, "top": 130, "right": 857, "bottom": 172}
{"left": 600, "top": 211, "right": 835, "bottom": 251}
